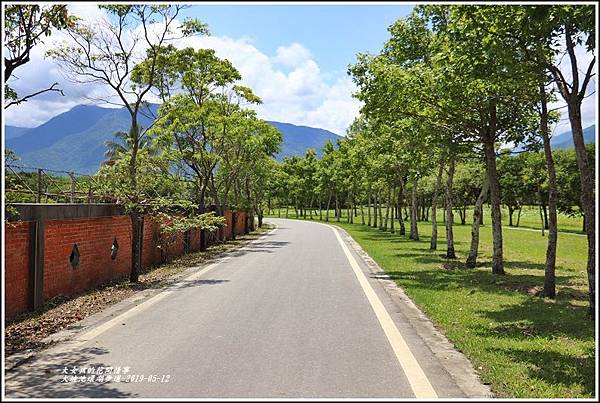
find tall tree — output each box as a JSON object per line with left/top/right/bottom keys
{"left": 48, "top": 5, "right": 208, "bottom": 282}
{"left": 524, "top": 5, "right": 595, "bottom": 314}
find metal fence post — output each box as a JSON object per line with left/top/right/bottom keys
{"left": 69, "top": 172, "right": 76, "bottom": 203}
{"left": 37, "top": 169, "right": 43, "bottom": 203}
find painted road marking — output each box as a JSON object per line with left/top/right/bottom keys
{"left": 76, "top": 262, "right": 221, "bottom": 342}
{"left": 76, "top": 226, "right": 279, "bottom": 344}
{"left": 328, "top": 224, "right": 438, "bottom": 399}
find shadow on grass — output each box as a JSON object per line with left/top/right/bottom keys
{"left": 480, "top": 297, "right": 593, "bottom": 341}
{"left": 488, "top": 345, "right": 595, "bottom": 396}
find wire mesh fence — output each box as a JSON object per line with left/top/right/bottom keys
{"left": 5, "top": 164, "right": 198, "bottom": 205}
{"left": 5, "top": 164, "right": 114, "bottom": 204}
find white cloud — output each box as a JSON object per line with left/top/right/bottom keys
{"left": 4, "top": 12, "right": 361, "bottom": 135}
{"left": 13, "top": 7, "right": 595, "bottom": 139}
{"left": 273, "top": 43, "right": 313, "bottom": 68}
{"left": 168, "top": 35, "right": 360, "bottom": 134}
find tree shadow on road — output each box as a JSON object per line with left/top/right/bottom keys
{"left": 5, "top": 346, "right": 135, "bottom": 398}
{"left": 226, "top": 240, "right": 290, "bottom": 257}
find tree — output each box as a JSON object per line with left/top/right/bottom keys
{"left": 4, "top": 4, "right": 75, "bottom": 108}
{"left": 142, "top": 46, "right": 264, "bottom": 215}
{"left": 48, "top": 5, "right": 208, "bottom": 282}
{"left": 416, "top": 5, "right": 540, "bottom": 274}
{"left": 523, "top": 5, "right": 595, "bottom": 313}
{"left": 465, "top": 4, "right": 595, "bottom": 314}
{"left": 103, "top": 128, "right": 157, "bottom": 165}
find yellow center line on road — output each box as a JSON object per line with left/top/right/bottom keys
{"left": 328, "top": 224, "right": 438, "bottom": 399}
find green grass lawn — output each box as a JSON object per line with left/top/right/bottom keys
{"left": 266, "top": 208, "right": 594, "bottom": 398}
{"left": 479, "top": 205, "right": 584, "bottom": 234}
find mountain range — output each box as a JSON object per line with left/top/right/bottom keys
{"left": 4, "top": 104, "right": 595, "bottom": 174}
{"left": 4, "top": 104, "right": 343, "bottom": 174}
{"left": 510, "top": 124, "right": 596, "bottom": 153}
{"left": 547, "top": 124, "right": 595, "bottom": 149}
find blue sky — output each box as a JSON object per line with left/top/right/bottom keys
{"left": 4, "top": 3, "right": 595, "bottom": 136}
{"left": 5, "top": 4, "right": 413, "bottom": 134}
{"left": 182, "top": 5, "right": 413, "bottom": 76}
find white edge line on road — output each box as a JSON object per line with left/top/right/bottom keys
{"left": 75, "top": 225, "right": 279, "bottom": 344}
{"left": 327, "top": 224, "right": 438, "bottom": 399}
{"left": 75, "top": 262, "right": 220, "bottom": 342}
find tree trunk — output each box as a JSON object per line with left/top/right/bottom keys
{"left": 466, "top": 176, "right": 489, "bottom": 268}
{"left": 319, "top": 192, "right": 323, "bottom": 221}
{"left": 335, "top": 193, "right": 340, "bottom": 222}
{"left": 482, "top": 113, "right": 504, "bottom": 275}
{"left": 508, "top": 206, "right": 515, "bottom": 227}
{"left": 540, "top": 86, "right": 558, "bottom": 297}
{"left": 444, "top": 158, "right": 456, "bottom": 259}
{"left": 361, "top": 202, "right": 365, "bottom": 225}
{"left": 347, "top": 196, "right": 351, "bottom": 224}
{"left": 430, "top": 160, "right": 444, "bottom": 250}
{"left": 549, "top": 29, "right": 594, "bottom": 315}
{"left": 350, "top": 194, "right": 355, "bottom": 224}
{"left": 129, "top": 212, "right": 143, "bottom": 283}
{"left": 409, "top": 178, "right": 419, "bottom": 240}
{"left": 373, "top": 192, "right": 378, "bottom": 228}
{"left": 128, "top": 118, "right": 142, "bottom": 283}
{"left": 326, "top": 190, "right": 332, "bottom": 222}
{"left": 367, "top": 190, "right": 372, "bottom": 226}
{"left": 231, "top": 211, "right": 237, "bottom": 240}
{"left": 516, "top": 206, "right": 522, "bottom": 227}
{"left": 542, "top": 203, "right": 549, "bottom": 230}
{"left": 398, "top": 181, "right": 406, "bottom": 235}
{"left": 378, "top": 193, "right": 384, "bottom": 230}
{"left": 384, "top": 189, "right": 391, "bottom": 231}
{"left": 390, "top": 187, "right": 395, "bottom": 233}
{"left": 539, "top": 203, "right": 545, "bottom": 237}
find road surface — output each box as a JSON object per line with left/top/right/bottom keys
{"left": 4, "top": 218, "right": 486, "bottom": 398}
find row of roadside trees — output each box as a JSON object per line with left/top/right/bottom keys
{"left": 4, "top": 5, "right": 282, "bottom": 283}
{"left": 266, "top": 5, "right": 596, "bottom": 317}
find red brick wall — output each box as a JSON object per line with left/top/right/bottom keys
{"left": 5, "top": 210, "right": 239, "bottom": 319}
{"left": 223, "top": 210, "right": 234, "bottom": 240}
{"left": 141, "top": 218, "right": 161, "bottom": 268}
{"left": 43, "top": 216, "right": 132, "bottom": 301}
{"left": 189, "top": 228, "right": 202, "bottom": 251}
{"left": 4, "top": 221, "right": 33, "bottom": 318}
{"left": 141, "top": 219, "right": 204, "bottom": 267}
{"left": 234, "top": 212, "right": 247, "bottom": 235}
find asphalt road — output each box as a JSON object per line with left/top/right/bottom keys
{"left": 4, "top": 218, "right": 480, "bottom": 398}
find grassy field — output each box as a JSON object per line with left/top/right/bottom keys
{"left": 265, "top": 208, "right": 594, "bottom": 398}
{"left": 479, "top": 205, "right": 583, "bottom": 234}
